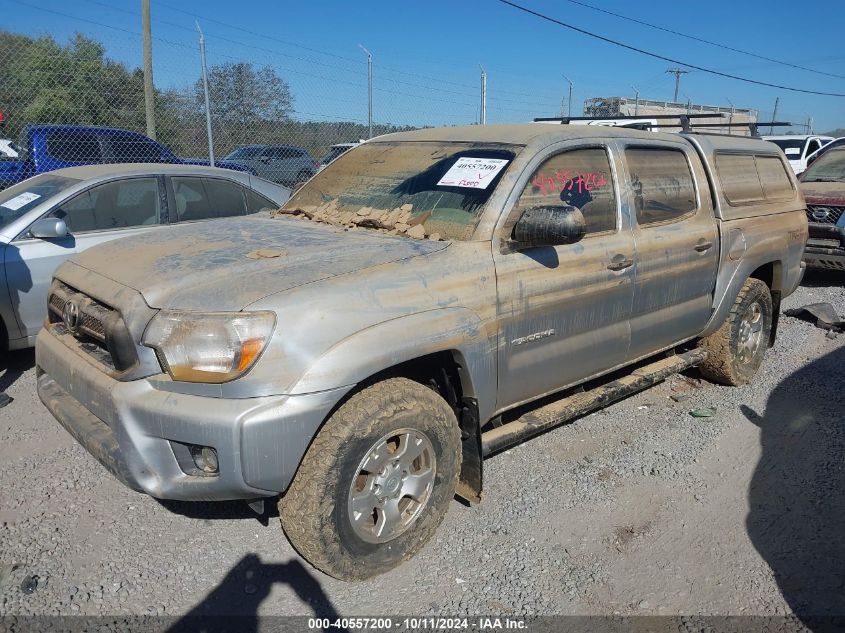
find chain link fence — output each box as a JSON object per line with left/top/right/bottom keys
{"left": 0, "top": 18, "right": 568, "bottom": 190}
{"left": 0, "top": 14, "right": 824, "bottom": 192}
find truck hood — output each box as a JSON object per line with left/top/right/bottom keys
{"left": 67, "top": 216, "right": 449, "bottom": 311}
{"left": 800, "top": 181, "right": 845, "bottom": 205}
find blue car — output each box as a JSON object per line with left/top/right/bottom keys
{"left": 0, "top": 124, "right": 251, "bottom": 189}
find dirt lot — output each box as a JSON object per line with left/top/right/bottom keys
{"left": 1, "top": 271, "right": 843, "bottom": 625}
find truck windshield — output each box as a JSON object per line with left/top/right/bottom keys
{"left": 769, "top": 139, "right": 805, "bottom": 155}
{"left": 0, "top": 174, "right": 80, "bottom": 231}
{"left": 280, "top": 141, "right": 519, "bottom": 241}
{"left": 801, "top": 149, "right": 845, "bottom": 183}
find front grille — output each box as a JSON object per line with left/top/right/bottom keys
{"left": 806, "top": 205, "right": 845, "bottom": 225}
{"left": 47, "top": 282, "right": 138, "bottom": 372}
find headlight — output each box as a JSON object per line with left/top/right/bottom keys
{"left": 142, "top": 311, "right": 276, "bottom": 383}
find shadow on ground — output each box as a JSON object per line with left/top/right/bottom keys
{"left": 157, "top": 499, "right": 280, "bottom": 527}
{"left": 0, "top": 348, "right": 35, "bottom": 392}
{"left": 799, "top": 269, "right": 844, "bottom": 288}
{"left": 167, "top": 553, "right": 343, "bottom": 633}
{"left": 744, "top": 346, "right": 845, "bottom": 631}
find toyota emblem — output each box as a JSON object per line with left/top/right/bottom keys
{"left": 62, "top": 300, "right": 81, "bottom": 334}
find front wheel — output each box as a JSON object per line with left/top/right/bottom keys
{"left": 698, "top": 278, "right": 773, "bottom": 386}
{"left": 279, "top": 378, "right": 461, "bottom": 580}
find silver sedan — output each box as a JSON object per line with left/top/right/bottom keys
{"left": 0, "top": 163, "right": 289, "bottom": 351}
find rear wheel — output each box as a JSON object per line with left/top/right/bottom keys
{"left": 698, "top": 278, "right": 773, "bottom": 386}
{"left": 279, "top": 378, "right": 461, "bottom": 580}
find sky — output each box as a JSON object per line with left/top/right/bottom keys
{"left": 3, "top": 0, "right": 845, "bottom": 133}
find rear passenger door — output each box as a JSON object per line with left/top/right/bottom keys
{"left": 617, "top": 140, "right": 719, "bottom": 361}
{"left": 168, "top": 176, "right": 248, "bottom": 222}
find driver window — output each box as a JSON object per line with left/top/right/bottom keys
{"left": 514, "top": 147, "right": 617, "bottom": 235}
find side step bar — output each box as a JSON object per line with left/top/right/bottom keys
{"left": 480, "top": 348, "right": 708, "bottom": 457}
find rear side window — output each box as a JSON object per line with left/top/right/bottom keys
{"left": 626, "top": 147, "right": 697, "bottom": 225}
{"left": 515, "top": 147, "right": 617, "bottom": 235}
{"left": 245, "top": 188, "right": 277, "bottom": 213}
{"left": 46, "top": 132, "right": 101, "bottom": 163}
{"left": 716, "top": 153, "right": 794, "bottom": 206}
{"left": 105, "top": 136, "right": 164, "bottom": 163}
{"left": 171, "top": 177, "right": 246, "bottom": 222}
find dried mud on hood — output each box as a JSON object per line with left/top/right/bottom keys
{"left": 273, "top": 201, "right": 443, "bottom": 241}
{"left": 66, "top": 215, "right": 448, "bottom": 311}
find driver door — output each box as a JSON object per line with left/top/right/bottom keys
{"left": 493, "top": 143, "right": 636, "bottom": 410}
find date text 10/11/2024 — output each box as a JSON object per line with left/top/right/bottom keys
{"left": 307, "top": 617, "right": 528, "bottom": 630}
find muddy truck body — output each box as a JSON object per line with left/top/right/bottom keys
{"left": 35, "top": 125, "right": 807, "bottom": 579}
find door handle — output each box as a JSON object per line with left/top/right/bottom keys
{"left": 607, "top": 255, "right": 634, "bottom": 271}
{"left": 694, "top": 240, "right": 714, "bottom": 252}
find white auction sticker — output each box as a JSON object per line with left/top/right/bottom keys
{"left": 437, "top": 157, "right": 509, "bottom": 189}
{"left": 1, "top": 191, "right": 41, "bottom": 210}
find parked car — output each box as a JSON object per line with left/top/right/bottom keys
{"left": 37, "top": 124, "right": 806, "bottom": 580}
{"left": 799, "top": 145, "right": 845, "bottom": 271}
{"left": 802, "top": 137, "right": 845, "bottom": 173}
{"left": 762, "top": 134, "right": 834, "bottom": 174}
{"left": 0, "top": 138, "right": 19, "bottom": 159}
{"left": 0, "top": 124, "right": 251, "bottom": 190}
{"left": 222, "top": 144, "right": 317, "bottom": 187}
{"left": 1, "top": 164, "right": 288, "bottom": 351}
{"left": 318, "top": 142, "right": 360, "bottom": 171}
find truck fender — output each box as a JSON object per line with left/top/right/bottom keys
{"left": 289, "top": 307, "right": 497, "bottom": 420}
{"left": 702, "top": 233, "right": 786, "bottom": 338}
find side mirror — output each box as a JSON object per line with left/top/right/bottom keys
{"left": 510, "top": 205, "right": 586, "bottom": 250}
{"left": 30, "top": 217, "right": 68, "bottom": 239}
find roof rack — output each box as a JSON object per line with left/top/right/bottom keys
{"left": 534, "top": 113, "right": 792, "bottom": 137}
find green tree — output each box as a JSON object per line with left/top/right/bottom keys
{"left": 195, "top": 62, "right": 294, "bottom": 146}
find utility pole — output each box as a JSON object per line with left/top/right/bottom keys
{"left": 141, "top": 0, "right": 156, "bottom": 140}
{"left": 726, "top": 98, "right": 734, "bottom": 134}
{"left": 769, "top": 97, "right": 779, "bottom": 134}
{"left": 563, "top": 74, "right": 574, "bottom": 118}
{"left": 479, "top": 66, "right": 487, "bottom": 125}
{"left": 196, "top": 22, "right": 214, "bottom": 166}
{"left": 359, "top": 45, "right": 373, "bottom": 139}
{"left": 807, "top": 116, "right": 813, "bottom": 134}
{"left": 666, "top": 68, "right": 688, "bottom": 103}
{"left": 631, "top": 85, "right": 639, "bottom": 116}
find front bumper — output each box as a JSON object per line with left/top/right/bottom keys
{"left": 36, "top": 328, "right": 350, "bottom": 501}
{"left": 804, "top": 223, "right": 845, "bottom": 271}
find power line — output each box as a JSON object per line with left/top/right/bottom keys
{"left": 559, "top": 0, "right": 845, "bottom": 81}
{"left": 496, "top": 0, "right": 845, "bottom": 98}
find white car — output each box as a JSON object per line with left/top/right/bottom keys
{"left": 0, "top": 139, "right": 19, "bottom": 159}
{"left": 762, "top": 134, "right": 834, "bottom": 174}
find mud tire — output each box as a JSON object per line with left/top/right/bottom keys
{"left": 278, "top": 378, "right": 461, "bottom": 580}
{"left": 698, "top": 278, "right": 773, "bottom": 386}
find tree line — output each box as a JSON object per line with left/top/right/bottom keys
{"left": 0, "top": 30, "right": 415, "bottom": 160}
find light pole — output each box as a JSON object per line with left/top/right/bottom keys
{"left": 562, "top": 74, "right": 574, "bottom": 118}
{"left": 480, "top": 66, "right": 487, "bottom": 125}
{"left": 141, "top": 0, "right": 156, "bottom": 140}
{"left": 196, "top": 21, "right": 214, "bottom": 166}
{"left": 631, "top": 85, "right": 639, "bottom": 116}
{"left": 359, "top": 44, "right": 373, "bottom": 139}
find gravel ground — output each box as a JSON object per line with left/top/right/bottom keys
{"left": 1, "top": 270, "right": 843, "bottom": 625}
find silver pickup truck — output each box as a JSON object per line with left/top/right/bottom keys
{"left": 36, "top": 125, "right": 807, "bottom": 580}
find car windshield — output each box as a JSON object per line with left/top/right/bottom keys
{"left": 279, "top": 141, "right": 519, "bottom": 241}
{"left": 769, "top": 139, "right": 805, "bottom": 155}
{"left": 801, "top": 149, "right": 845, "bottom": 183}
{"left": 224, "top": 147, "right": 262, "bottom": 160}
{"left": 0, "top": 174, "right": 80, "bottom": 231}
